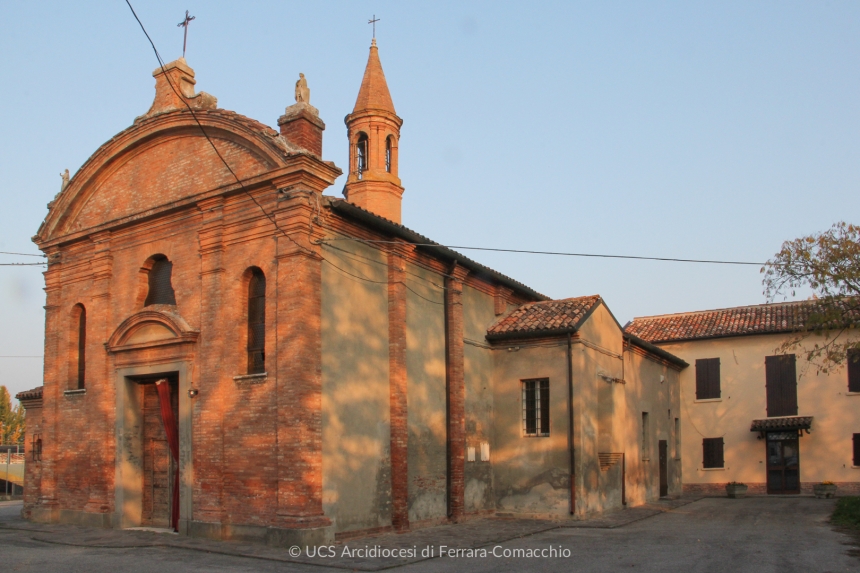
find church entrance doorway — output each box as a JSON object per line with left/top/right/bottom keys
{"left": 766, "top": 432, "right": 800, "bottom": 494}
{"left": 140, "top": 376, "right": 179, "bottom": 528}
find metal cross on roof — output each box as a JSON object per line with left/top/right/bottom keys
{"left": 177, "top": 10, "right": 195, "bottom": 58}
{"left": 368, "top": 15, "right": 380, "bottom": 39}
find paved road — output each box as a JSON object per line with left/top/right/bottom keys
{"left": 0, "top": 497, "right": 857, "bottom": 572}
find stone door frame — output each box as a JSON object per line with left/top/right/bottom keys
{"left": 114, "top": 361, "right": 194, "bottom": 532}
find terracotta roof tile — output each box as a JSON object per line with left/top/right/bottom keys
{"left": 15, "top": 386, "right": 43, "bottom": 401}
{"left": 750, "top": 416, "right": 813, "bottom": 432}
{"left": 625, "top": 298, "right": 860, "bottom": 343}
{"left": 487, "top": 295, "right": 602, "bottom": 340}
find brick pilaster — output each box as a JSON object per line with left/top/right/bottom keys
{"left": 445, "top": 263, "right": 468, "bottom": 521}
{"left": 84, "top": 232, "right": 113, "bottom": 515}
{"left": 38, "top": 250, "right": 62, "bottom": 513}
{"left": 274, "top": 198, "right": 329, "bottom": 528}
{"left": 388, "top": 245, "right": 411, "bottom": 531}
{"left": 194, "top": 197, "right": 227, "bottom": 525}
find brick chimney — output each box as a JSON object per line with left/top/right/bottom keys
{"left": 278, "top": 74, "right": 325, "bottom": 157}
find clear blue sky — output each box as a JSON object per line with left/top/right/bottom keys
{"left": 1, "top": 1, "right": 858, "bottom": 403}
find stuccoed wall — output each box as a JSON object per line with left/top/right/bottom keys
{"left": 404, "top": 263, "right": 447, "bottom": 524}
{"left": 462, "top": 285, "right": 496, "bottom": 513}
{"left": 621, "top": 348, "right": 682, "bottom": 505}
{"left": 659, "top": 331, "right": 860, "bottom": 490}
{"left": 321, "top": 240, "right": 391, "bottom": 533}
{"left": 573, "top": 303, "right": 626, "bottom": 515}
{"left": 491, "top": 339, "right": 570, "bottom": 517}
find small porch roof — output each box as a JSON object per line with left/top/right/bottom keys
{"left": 750, "top": 416, "right": 813, "bottom": 432}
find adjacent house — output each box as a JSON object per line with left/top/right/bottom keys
{"left": 626, "top": 299, "right": 860, "bottom": 495}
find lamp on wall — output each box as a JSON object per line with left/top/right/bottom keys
{"left": 188, "top": 388, "right": 199, "bottom": 398}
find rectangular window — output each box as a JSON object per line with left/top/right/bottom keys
{"left": 848, "top": 349, "right": 860, "bottom": 393}
{"left": 765, "top": 355, "right": 798, "bottom": 417}
{"left": 702, "top": 438, "right": 724, "bottom": 469}
{"left": 522, "top": 378, "right": 549, "bottom": 437}
{"left": 641, "top": 412, "right": 650, "bottom": 460}
{"left": 854, "top": 434, "right": 860, "bottom": 467}
{"left": 695, "top": 358, "right": 720, "bottom": 400}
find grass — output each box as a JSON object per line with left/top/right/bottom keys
{"left": 831, "top": 496, "right": 860, "bottom": 529}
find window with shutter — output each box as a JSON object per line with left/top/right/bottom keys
{"left": 144, "top": 256, "right": 177, "bottom": 306}
{"left": 848, "top": 349, "right": 860, "bottom": 393}
{"left": 854, "top": 434, "right": 860, "bottom": 467}
{"left": 695, "top": 358, "right": 721, "bottom": 400}
{"left": 522, "top": 378, "right": 549, "bottom": 437}
{"left": 247, "top": 269, "right": 266, "bottom": 374}
{"left": 702, "top": 437, "right": 724, "bottom": 468}
{"left": 765, "top": 355, "right": 798, "bottom": 417}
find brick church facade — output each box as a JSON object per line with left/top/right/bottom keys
{"left": 18, "top": 41, "right": 683, "bottom": 544}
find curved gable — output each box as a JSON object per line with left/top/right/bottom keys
{"left": 38, "top": 109, "right": 293, "bottom": 242}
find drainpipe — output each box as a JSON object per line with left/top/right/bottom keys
{"left": 567, "top": 332, "right": 575, "bottom": 515}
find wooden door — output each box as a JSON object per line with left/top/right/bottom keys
{"left": 766, "top": 432, "right": 800, "bottom": 494}
{"left": 659, "top": 440, "right": 668, "bottom": 498}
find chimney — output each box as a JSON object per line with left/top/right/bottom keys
{"left": 278, "top": 74, "right": 325, "bottom": 157}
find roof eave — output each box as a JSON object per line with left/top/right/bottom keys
{"left": 328, "top": 199, "right": 549, "bottom": 302}
{"left": 623, "top": 332, "right": 689, "bottom": 368}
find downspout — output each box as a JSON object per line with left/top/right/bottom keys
{"left": 567, "top": 332, "right": 575, "bottom": 515}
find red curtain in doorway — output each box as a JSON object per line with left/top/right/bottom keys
{"left": 155, "top": 379, "right": 180, "bottom": 532}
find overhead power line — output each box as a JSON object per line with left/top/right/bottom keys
{"left": 320, "top": 239, "right": 766, "bottom": 266}
{"left": 0, "top": 252, "right": 46, "bottom": 258}
{"left": 0, "top": 263, "right": 46, "bottom": 267}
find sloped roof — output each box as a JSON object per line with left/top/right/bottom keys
{"left": 16, "top": 386, "right": 43, "bottom": 401}
{"left": 625, "top": 297, "right": 860, "bottom": 344}
{"left": 326, "top": 199, "right": 548, "bottom": 302}
{"left": 750, "top": 416, "right": 813, "bottom": 432}
{"left": 486, "top": 295, "right": 602, "bottom": 340}
{"left": 353, "top": 40, "right": 396, "bottom": 114}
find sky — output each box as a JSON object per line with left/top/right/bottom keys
{"left": 0, "top": 1, "right": 858, "bottom": 404}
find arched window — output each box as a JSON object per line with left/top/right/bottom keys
{"left": 356, "top": 133, "right": 368, "bottom": 179}
{"left": 247, "top": 268, "right": 266, "bottom": 374}
{"left": 145, "top": 255, "right": 177, "bottom": 306}
{"left": 385, "top": 136, "right": 392, "bottom": 173}
{"left": 71, "top": 304, "right": 86, "bottom": 389}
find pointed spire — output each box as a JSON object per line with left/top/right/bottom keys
{"left": 353, "top": 39, "right": 396, "bottom": 114}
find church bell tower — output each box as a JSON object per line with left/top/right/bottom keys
{"left": 344, "top": 39, "right": 404, "bottom": 224}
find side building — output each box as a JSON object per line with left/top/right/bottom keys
{"left": 626, "top": 299, "right": 860, "bottom": 496}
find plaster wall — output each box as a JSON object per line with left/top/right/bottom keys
{"left": 404, "top": 262, "right": 447, "bottom": 524}
{"left": 462, "top": 285, "right": 496, "bottom": 513}
{"left": 621, "top": 349, "right": 682, "bottom": 505}
{"left": 491, "top": 340, "right": 570, "bottom": 517}
{"left": 658, "top": 331, "right": 860, "bottom": 491}
{"left": 573, "top": 304, "right": 625, "bottom": 515}
{"left": 321, "top": 239, "right": 391, "bottom": 533}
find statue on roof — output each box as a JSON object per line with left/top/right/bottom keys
{"left": 295, "top": 73, "right": 310, "bottom": 104}
{"left": 60, "top": 169, "right": 70, "bottom": 192}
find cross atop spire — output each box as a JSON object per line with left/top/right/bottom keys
{"left": 368, "top": 15, "right": 380, "bottom": 39}
{"left": 177, "top": 10, "right": 195, "bottom": 58}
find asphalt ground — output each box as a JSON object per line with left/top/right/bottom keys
{"left": 0, "top": 497, "right": 857, "bottom": 572}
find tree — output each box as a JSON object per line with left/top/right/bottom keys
{"left": 0, "top": 386, "right": 25, "bottom": 446}
{"left": 762, "top": 221, "right": 860, "bottom": 373}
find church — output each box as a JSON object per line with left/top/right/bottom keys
{"left": 17, "top": 40, "right": 684, "bottom": 545}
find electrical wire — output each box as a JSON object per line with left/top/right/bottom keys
{"left": 0, "top": 252, "right": 46, "bottom": 258}
{"left": 320, "top": 239, "right": 766, "bottom": 266}
{"left": 123, "top": 0, "right": 428, "bottom": 295}
{"left": 0, "top": 263, "right": 47, "bottom": 267}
